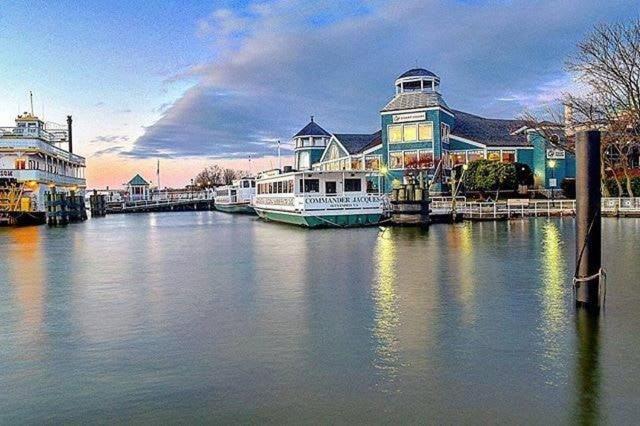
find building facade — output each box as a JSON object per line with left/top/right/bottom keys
{"left": 294, "top": 68, "right": 575, "bottom": 193}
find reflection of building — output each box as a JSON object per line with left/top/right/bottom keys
{"left": 292, "top": 68, "right": 575, "bottom": 191}
{"left": 126, "top": 174, "right": 150, "bottom": 201}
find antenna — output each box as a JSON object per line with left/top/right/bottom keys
{"left": 249, "top": 155, "right": 253, "bottom": 176}
{"left": 277, "top": 140, "right": 281, "bottom": 170}
{"left": 30, "top": 91, "right": 34, "bottom": 116}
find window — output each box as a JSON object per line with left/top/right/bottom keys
{"left": 298, "top": 151, "right": 311, "bottom": 170}
{"left": 344, "top": 178, "right": 362, "bottom": 192}
{"left": 15, "top": 159, "right": 26, "bottom": 170}
{"left": 389, "top": 151, "right": 403, "bottom": 169}
{"left": 441, "top": 123, "right": 450, "bottom": 144}
{"left": 389, "top": 125, "right": 403, "bottom": 143}
{"left": 487, "top": 150, "right": 501, "bottom": 162}
{"left": 300, "top": 179, "right": 320, "bottom": 193}
{"left": 365, "top": 155, "right": 380, "bottom": 171}
{"left": 418, "top": 123, "right": 433, "bottom": 141}
{"left": 251, "top": 181, "right": 256, "bottom": 187}
{"left": 418, "top": 151, "right": 434, "bottom": 169}
{"left": 468, "top": 151, "right": 484, "bottom": 162}
{"left": 351, "top": 158, "right": 362, "bottom": 170}
{"left": 452, "top": 153, "right": 466, "bottom": 165}
{"left": 403, "top": 124, "right": 418, "bottom": 142}
{"left": 404, "top": 151, "right": 419, "bottom": 169}
{"left": 325, "top": 181, "right": 337, "bottom": 195}
{"left": 502, "top": 150, "right": 516, "bottom": 163}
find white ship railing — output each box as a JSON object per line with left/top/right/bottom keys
{"left": 0, "top": 137, "right": 85, "bottom": 164}
{"left": 0, "top": 169, "right": 85, "bottom": 186}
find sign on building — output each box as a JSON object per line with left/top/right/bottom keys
{"left": 546, "top": 149, "right": 566, "bottom": 159}
{"left": 392, "top": 112, "right": 426, "bottom": 123}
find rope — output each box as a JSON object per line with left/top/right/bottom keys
{"left": 572, "top": 208, "right": 607, "bottom": 307}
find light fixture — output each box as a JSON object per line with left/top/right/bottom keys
{"left": 462, "top": 164, "right": 469, "bottom": 171}
{"left": 548, "top": 159, "right": 557, "bottom": 168}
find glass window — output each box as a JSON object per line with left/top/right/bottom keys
{"left": 418, "top": 123, "right": 433, "bottom": 141}
{"left": 404, "top": 151, "right": 419, "bottom": 169}
{"left": 302, "top": 179, "right": 320, "bottom": 193}
{"left": 389, "top": 151, "right": 403, "bottom": 169}
{"left": 502, "top": 150, "right": 516, "bottom": 163}
{"left": 351, "top": 158, "right": 362, "bottom": 170}
{"left": 389, "top": 125, "right": 403, "bottom": 143}
{"left": 365, "top": 155, "right": 380, "bottom": 171}
{"left": 487, "top": 150, "right": 501, "bottom": 162}
{"left": 403, "top": 124, "right": 418, "bottom": 142}
{"left": 452, "top": 153, "right": 466, "bottom": 165}
{"left": 15, "top": 159, "right": 26, "bottom": 170}
{"left": 468, "top": 151, "right": 484, "bottom": 162}
{"left": 418, "top": 151, "right": 434, "bottom": 169}
{"left": 344, "top": 178, "right": 362, "bottom": 192}
{"left": 325, "top": 181, "right": 337, "bottom": 195}
{"left": 440, "top": 123, "right": 450, "bottom": 144}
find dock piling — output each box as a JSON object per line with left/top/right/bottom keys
{"left": 574, "top": 130, "right": 603, "bottom": 310}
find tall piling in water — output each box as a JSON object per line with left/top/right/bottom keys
{"left": 574, "top": 130, "right": 602, "bottom": 310}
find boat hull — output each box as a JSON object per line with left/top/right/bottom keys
{"left": 215, "top": 203, "right": 256, "bottom": 215}
{"left": 254, "top": 208, "right": 381, "bottom": 228}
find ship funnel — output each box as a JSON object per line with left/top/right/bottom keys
{"left": 67, "top": 115, "right": 73, "bottom": 153}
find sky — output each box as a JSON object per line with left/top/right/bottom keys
{"left": 1, "top": 0, "right": 638, "bottom": 188}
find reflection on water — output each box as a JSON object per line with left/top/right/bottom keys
{"left": 539, "top": 221, "right": 569, "bottom": 380}
{"left": 372, "top": 230, "right": 401, "bottom": 390}
{"left": 0, "top": 215, "right": 639, "bottom": 423}
{"left": 573, "top": 309, "right": 601, "bottom": 425}
{"left": 7, "top": 227, "right": 46, "bottom": 343}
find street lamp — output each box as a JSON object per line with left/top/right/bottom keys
{"left": 548, "top": 159, "right": 557, "bottom": 206}
{"left": 379, "top": 165, "right": 388, "bottom": 193}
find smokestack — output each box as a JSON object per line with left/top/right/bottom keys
{"left": 67, "top": 115, "right": 73, "bottom": 153}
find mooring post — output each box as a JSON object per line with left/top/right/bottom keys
{"left": 575, "top": 130, "right": 602, "bottom": 309}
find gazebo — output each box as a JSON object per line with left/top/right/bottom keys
{"left": 126, "top": 174, "right": 150, "bottom": 201}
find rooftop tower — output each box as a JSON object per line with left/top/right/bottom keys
{"left": 292, "top": 116, "right": 331, "bottom": 170}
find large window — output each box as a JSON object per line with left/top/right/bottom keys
{"left": 404, "top": 151, "right": 419, "bottom": 169}
{"left": 389, "top": 151, "right": 403, "bottom": 169}
{"left": 418, "top": 151, "right": 434, "bottom": 169}
{"left": 468, "top": 151, "right": 484, "bottom": 162}
{"left": 344, "top": 178, "right": 362, "bottom": 192}
{"left": 365, "top": 155, "right": 380, "bottom": 171}
{"left": 487, "top": 150, "right": 501, "bottom": 162}
{"left": 418, "top": 123, "right": 433, "bottom": 141}
{"left": 298, "top": 151, "right": 311, "bottom": 169}
{"left": 502, "top": 150, "right": 516, "bottom": 163}
{"left": 300, "top": 179, "right": 320, "bottom": 193}
{"left": 389, "top": 125, "right": 403, "bottom": 143}
{"left": 403, "top": 124, "right": 418, "bottom": 142}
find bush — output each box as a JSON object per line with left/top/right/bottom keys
{"left": 462, "top": 160, "right": 518, "bottom": 193}
{"left": 561, "top": 178, "right": 576, "bottom": 198}
{"left": 606, "top": 176, "right": 640, "bottom": 197}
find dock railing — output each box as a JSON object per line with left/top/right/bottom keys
{"left": 430, "top": 197, "right": 640, "bottom": 219}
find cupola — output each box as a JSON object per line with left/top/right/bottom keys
{"left": 292, "top": 116, "right": 331, "bottom": 170}
{"left": 395, "top": 68, "right": 440, "bottom": 94}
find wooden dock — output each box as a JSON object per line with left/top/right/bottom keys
{"left": 105, "top": 198, "right": 214, "bottom": 214}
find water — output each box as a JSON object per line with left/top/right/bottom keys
{"left": 1, "top": 213, "right": 639, "bottom": 424}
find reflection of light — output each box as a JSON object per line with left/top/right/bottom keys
{"left": 540, "top": 221, "right": 568, "bottom": 383}
{"left": 7, "top": 227, "right": 45, "bottom": 341}
{"left": 457, "top": 223, "right": 476, "bottom": 324}
{"left": 372, "top": 232, "right": 400, "bottom": 390}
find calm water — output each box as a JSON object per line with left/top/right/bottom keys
{"left": 1, "top": 213, "right": 639, "bottom": 424}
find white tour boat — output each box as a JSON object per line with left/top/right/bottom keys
{"left": 0, "top": 100, "right": 85, "bottom": 225}
{"left": 214, "top": 177, "right": 256, "bottom": 214}
{"left": 252, "top": 169, "right": 384, "bottom": 227}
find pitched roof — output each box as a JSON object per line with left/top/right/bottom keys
{"left": 293, "top": 120, "right": 331, "bottom": 137}
{"left": 381, "top": 92, "right": 450, "bottom": 112}
{"left": 451, "top": 110, "right": 529, "bottom": 147}
{"left": 397, "top": 68, "right": 438, "bottom": 79}
{"left": 333, "top": 131, "right": 382, "bottom": 154}
{"left": 127, "top": 174, "right": 149, "bottom": 186}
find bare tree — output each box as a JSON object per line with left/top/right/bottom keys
{"left": 522, "top": 19, "right": 640, "bottom": 196}
{"left": 193, "top": 165, "right": 224, "bottom": 187}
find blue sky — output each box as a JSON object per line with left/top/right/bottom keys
{"left": 0, "top": 0, "right": 638, "bottom": 186}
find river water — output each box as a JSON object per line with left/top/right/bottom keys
{"left": 1, "top": 212, "right": 639, "bottom": 424}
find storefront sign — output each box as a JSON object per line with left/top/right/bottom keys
{"left": 0, "top": 170, "right": 14, "bottom": 177}
{"left": 546, "top": 149, "right": 565, "bottom": 159}
{"left": 392, "top": 112, "right": 426, "bottom": 123}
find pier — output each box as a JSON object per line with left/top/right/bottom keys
{"left": 105, "top": 191, "right": 214, "bottom": 214}
{"left": 430, "top": 197, "right": 640, "bottom": 221}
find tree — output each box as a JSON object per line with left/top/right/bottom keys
{"left": 521, "top": 20, "right": 640, "bottom": 196}
{"left": 193, "top": 165, "right": 224, "bottom": 187}
{"left": 463, "top": 160, "right": 518, "bottom": 199}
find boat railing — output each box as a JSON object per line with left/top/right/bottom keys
{"left": 0, "top": 135, "right": 85, "bottom": 164}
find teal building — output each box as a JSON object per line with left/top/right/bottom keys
{"left": 293, "top": 68, "right": 575, "bottom": 192}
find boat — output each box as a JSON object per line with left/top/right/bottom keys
{"left": 252, "top": 169, "right": 384, "bottom": 228}
{"left": 214, "top": 177, "right": 256, "bottom": 214}
{"left": 0, "top": 97, "right": 86, "bottom": 226}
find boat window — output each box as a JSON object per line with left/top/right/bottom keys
{"left": 251, "top": 181, "right": 256, "bottom": 187}
{"left": 300, "top": 179, "right": 320, "bottom": 193}
{"left": 344, "top": 178, "right": 362, "bottom": 192}
{"left": 325, "top": 181, "right": 337, "bottom": 195}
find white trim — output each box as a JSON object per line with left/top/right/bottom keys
{"left": 362, "top": 143, "right": 383, "bottom": 155}
{"left": 449, "top": 134, "right": 486, "bottom": 148}
{"left": 319, "top": 136, "right": 350, "bottom": 163}
{"left": 381, "top": 106, "right": 455, "bottom": 118}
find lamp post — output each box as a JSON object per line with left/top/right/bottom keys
{"left": 548, "top": 159, "right": 557, "bottom": 206}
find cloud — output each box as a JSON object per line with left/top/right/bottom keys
{"left": 90, "top": 135, "right": 130, "bottom": 144}
{"left": 130, "top": 0, "right": 636, "bottom": 159}
{"left": 93, "top": 145, "right": 125, "bottom": 156}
